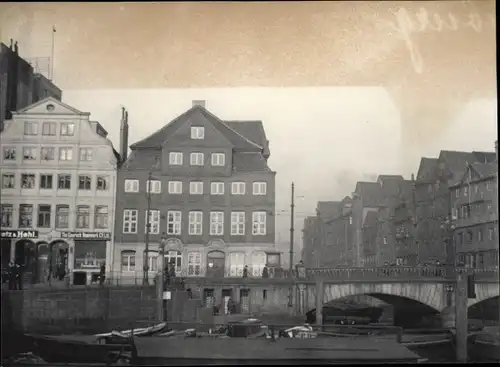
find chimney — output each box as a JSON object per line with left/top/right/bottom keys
{"left": 14, "top": 41, "right": 18, "bottom": 54}
{"left": 9, "top": 39, "right": 13, "bottom": 49}
{"left": 192, "top": 100, "right": 206, "bottom": 108}
{"left": 119, "top": 107, "right": 129, "bottom": 164}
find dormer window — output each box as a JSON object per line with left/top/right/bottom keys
{"left": 191, "top": 126, "right": 205, "bottom": 139}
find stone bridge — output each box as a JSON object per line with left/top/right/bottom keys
{"left": 297, "top": 267, "right": 500, "bottom": 314}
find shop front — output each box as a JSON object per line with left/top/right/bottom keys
{"left": 1, "top": 230, "right": 40, "bottom": 283}
{"left": 61, "top": 231, "right": 111, "bottom": 285}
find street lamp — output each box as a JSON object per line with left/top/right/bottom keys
{"left": 440, "top": 218, "right": 456, "bottom": 278}
{"left": 143, "top": 170, "right": 156, "bottom": 285}
{"left": 157, "top": 232, "right": 168, "bottom": 321}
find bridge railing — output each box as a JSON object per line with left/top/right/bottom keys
{"left": 102, "top": 266, "right": 499, "bottom": 286}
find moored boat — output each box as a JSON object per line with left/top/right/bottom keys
{"left": 131, "top": 336, "right": 423, "bottom": 365}
{"left": 468, "top": 327, "right": 500, "bottom": 362}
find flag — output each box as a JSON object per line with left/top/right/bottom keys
{"left": 53, "top": 26, "right": 56, "bottom": 33}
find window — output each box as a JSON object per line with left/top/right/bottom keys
{"left": 455, "top": 188, "right": 460, "bottom": 198}
{"left": 123, "top": 209, "right": 138, "bottom": 234}
{"left": 56, "top": 205, "right": 69, "bottom": 228}
{"left": 190, "top": 152, "right": 204, "bottom": 166}
{"left": 2, "top": 173, "right": 15, "bottom": 189}
{"left": 19, "top": 204, "right": 33, "bottom": 228}
{"left": 146, "top": 180, "right": 161, "bottom": 194}
{"left": 211, "top": 182, "right": 224, "bottom": 195}
{"left": 79, "top": 175, "right": 92, "bottom": 190}
{"left": 229, "top": 252, "right": 245, "bottom": 276}
{"left": 486, "top": 182, "right": 491, "bottom": 191}
{"left": 76, "top": 205, "right": 90, "bottom": 228}
{"left": 211, "top": 153, "right": 225, "bottom": 166}
{"left": 79, "top": 148, "right": 93, "bottom": 161}
{"left": 190, "top": 181, "right": 203, "bottom": 195}
{"left": 3, "top": 147, "right": 16, "bottom": 161}
{"left": 210, "top": 211, "right": 224, "bottom": 235}
{"left": 457, "top": 232, "right": 463, "bottom": 245}
{"left": 165, "top": 251, "right": 182, "bottom": 276}
{"left": 466, "top": 231, "right": 473, "bottom": 242}
{"left": 145, "top": 210, "right": 160, "bottom": 234}
{"left": 1, "top": 204, "right": 13, "bottom": 227}
{"left": 37, "top": 205, "right": 52, "bottom": 228}
{"left": 124, "top": 179, "right": 139, "bottom": 193}
{"left": 190, "top": 126, "right": 205, "bottom": 139}
{"left": 252, "top": 252, "right": 267, "bottom": 277}
{"left": 23, "top": 147, "right": 37, "bottom": 161}
{"left": 488, "top": 228, "right": 494, "bottom": 240}
{"left": 42, "top": 122, "right": 57, "bottom": 136}
{"left": 59, "top": 147, "right": 73, "bottom": 161}
{"left": 24, "top": 121, "right": 38, "bottom": 135}
{"left": 41, "top": 147, "right": 55, "bottom": 161}
{"left": 168, "top": 181, "right": 182, "bottom": 194}
{"left": 231, "top": 212, "right": 245, "bottom": 235}
{"left": 21, "top": 174, "right": 35, "bottom": 189}
{"left": 58, "top": 174, "right": 71, "bottom": 190}
{"left": 231, "top": 182, "right": 246, "bottom": 195}
{"left": 60, "top": 122, "right": 75, "bottom": 136}
{"left": 189, "top": 211, "right": 203, "bottom": 235}
{"left": 147, "top": 252, "right": 158, "bottom": 272}
{"left": 121, "top": 251, "right": 136, "bottom": 272}
{"left": 463, "top": 186, "right": 468, "bottom": 197}
{"left": 96, "top": 176, "right": 109, "bottom": 191}
{"left": 478, "top": 228, "right": 483, "bottom": 242}
{"left": 167, "top": 211, "right": 182, "bottom": 235}
{"left": 253, "top": 182, "right": 267, "bottom": 195}
{"left": 187, "top": 252, "right": 201, "bottom": 276}
{"left": 474, "top": 184, "right": 479, "bottom": 194}
{"left": 169, "top": 152, "right": 183, "bottom": 165}
{"left": 252, "top": 211, "right": 267, "bottom": 235}
{"left": 95, "top": 206, "right": 109, "bottom": 229}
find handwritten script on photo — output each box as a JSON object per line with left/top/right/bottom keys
{"left": 383, "top": 7, "right": 495, "bottom": 74}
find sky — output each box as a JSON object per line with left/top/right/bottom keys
{"left": 61, "top": 88, "right": 498, "bottom": 252}
{"left": 1, "top": 1, "right": 497, "bottom": 257}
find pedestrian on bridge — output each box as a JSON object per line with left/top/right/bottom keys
{"left": 242, "top": 265, "right": 248, "bottom": 278}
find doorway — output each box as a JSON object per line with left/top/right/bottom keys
{"left": 222, "top": 288, "right": 233, "bottom": 315}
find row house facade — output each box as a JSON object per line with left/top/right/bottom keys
{"left": 449, "top": 161, "right": 498, "bottom": 269}
{"left": 113, "top": 101, "right": 279, "bottom": 282}
{"left": 0, "top": 97, "right": 120, "bottom": 284}
{"left": 414, "top": 150, "right": 497, "bottom": 266}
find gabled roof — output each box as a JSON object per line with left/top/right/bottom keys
{"left": 416, "top": 157, "right": 439, "bottom": 181}
{"left": 224, "top": 120, "right": 268, "bottom": 149}
{"left": 354, "top": 182, "right": 384, "bottom": 207}
{"left": 450, "top": 161, "right": 497, "bottom": 187}
{"left": 472, "top": 151, "right": 496, "bottom": 164}
{"left": 130, "top": 105, "right": 262, "bottom": 151}
{"left": 13, "top": 96, "right": 88, "bottom": 116}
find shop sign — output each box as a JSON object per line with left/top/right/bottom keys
{"left": 61, "top": 232, "right": 111, "bottom": 241}
{"left": 1, "top": 230, "right": 39, "bottom": 239}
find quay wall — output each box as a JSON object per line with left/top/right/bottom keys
{"left": 1, "top": 287, "right": 159, "bottom": 334}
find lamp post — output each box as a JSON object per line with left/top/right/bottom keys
{"left": 157, "top": 232, "right": 168, "bottom": 321}
{"left": 143, "top": 171, "right": 153, "bottom": 285}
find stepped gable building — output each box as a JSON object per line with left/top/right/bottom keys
{"left": 113, "top": 100, "right": 278, "bottom": 282}
{"left": 0, "top": 97, "right": 119, "bottom": 285}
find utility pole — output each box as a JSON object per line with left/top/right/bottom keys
{"left": 289, "top": 182, "right": 295, "bottom": 275}
{"left": 288, "top": 182, "right": 295, "bottom": 309}
{"left": 143, "top": 171, "right": 152, "bottom": 285}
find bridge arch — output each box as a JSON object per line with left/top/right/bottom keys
{"left": 468, "top": 295, "right": 499, "bottom": 325}
{"left": 320, "top": 282, "right": 445, "bottom": 311}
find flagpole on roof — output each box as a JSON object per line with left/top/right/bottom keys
{"left": 50, "top": 26, "right": 56, "bottom": 81}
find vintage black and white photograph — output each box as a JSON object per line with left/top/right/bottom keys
{"left": 0, "top": 0, "right": 498, "bottom": 365}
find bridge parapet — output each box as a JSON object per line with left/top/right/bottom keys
{"left": 104, "top": 266, "right": 498, "bottom": 287}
